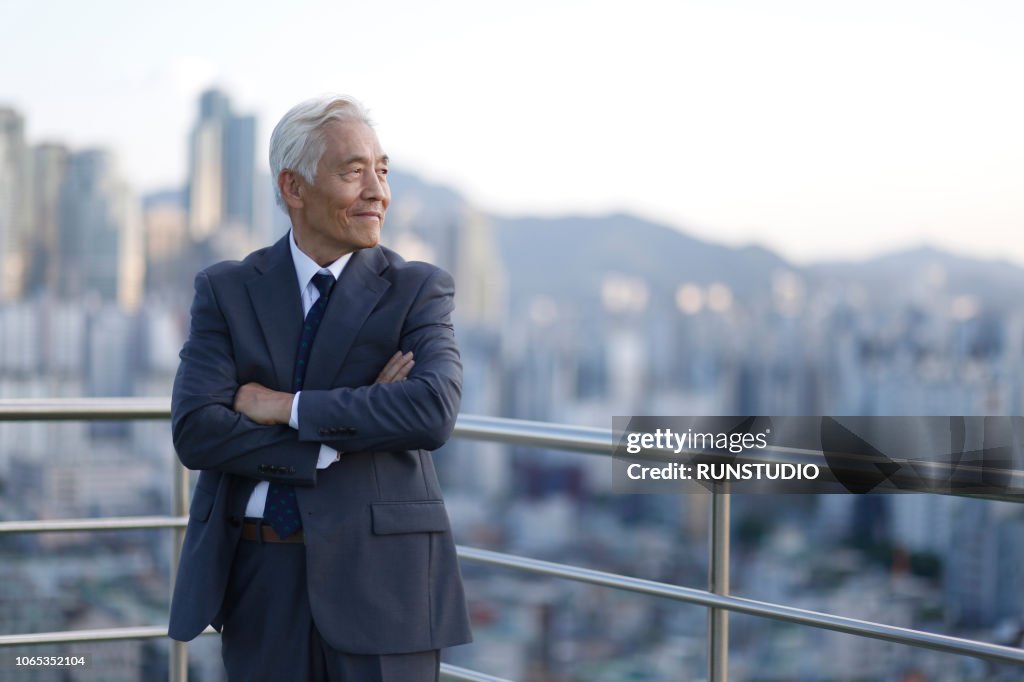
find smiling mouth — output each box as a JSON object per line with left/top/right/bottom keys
{"left": 354, "top": 212, "right": 382, "bottom": 220}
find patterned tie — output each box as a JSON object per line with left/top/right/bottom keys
{"left": 263, "top": 271, "right": 336, "bottom": 538}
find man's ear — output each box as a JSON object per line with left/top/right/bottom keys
{"left": 279, "top": 170, "right": 304, "bottom": 209}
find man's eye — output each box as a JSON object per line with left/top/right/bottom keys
{"left": 378, "top": 168, "right": 389, "bottom": 176}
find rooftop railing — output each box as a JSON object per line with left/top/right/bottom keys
{"left": 1, "top": 399, "right": 1023, "bottom": 681}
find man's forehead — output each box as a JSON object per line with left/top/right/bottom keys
{"left": 321, "top": 120, "right": 386, "bottom": 159}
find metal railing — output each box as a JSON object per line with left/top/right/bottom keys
{"left": 1, "top": 399, "right": 1023, "bottom": 680}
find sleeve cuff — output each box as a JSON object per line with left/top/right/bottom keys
{"left": 316, "top": 444, "right": 340, "bottom": 469}
{"left": 289, "top": 391, "right": 300, "bottom": 430}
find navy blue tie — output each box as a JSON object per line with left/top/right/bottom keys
{"left": 264, "top": 272, "right": 336, "bottom": 538}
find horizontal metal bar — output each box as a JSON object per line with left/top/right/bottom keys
{"left": 0, "top": 516, "right": 186, "bottom": 534}
{"left": 0, "top": 626, "right": 216, "bottom": 647}
{"left": 456, "top": 546, "right": 1024, "bottom": 667}
{"left": 0, "top": 626, "right": 168, "bottom": 646}
{"left": 440, "top": 663, "right": 515, "bottom": 682}
{"left": 0, "top": 397, "right": 170, "bottom": 421}
{"left": 454, "top": 414, "right": 613, "bottom": 455}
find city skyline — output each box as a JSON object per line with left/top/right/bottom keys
{"left": 3, "top": 83, "right": 1024, "bottom": 680}
{"left": 2, "top": 0, "right": 1022, "bottom": 266}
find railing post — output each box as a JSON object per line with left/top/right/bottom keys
{"left": 708, "top": 483, "right": 730, "bottom": 682}
{"left": 169, "top": 459, "right": 190, "bottom": 682}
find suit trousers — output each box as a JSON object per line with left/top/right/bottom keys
{"left": 218, "top": 535, "right": 440, "bottom": 682}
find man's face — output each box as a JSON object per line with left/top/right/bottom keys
{"left": 289, "top": 119, "right": 390, "bottom": 264}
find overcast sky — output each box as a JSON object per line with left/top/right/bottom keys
{"left": 2, "top": 0, "right": 1022, "bottom": 264}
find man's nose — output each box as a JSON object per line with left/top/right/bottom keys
{"left": 361, "top": 172, "right": 386, "bottom": 200}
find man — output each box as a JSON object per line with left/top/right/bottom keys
{"left": 168, "top": 95, "right": 472, "bottom": 681}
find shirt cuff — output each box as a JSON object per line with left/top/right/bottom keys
{"left": 316, "top": 444, "right": 340, "bottom": 469}
{"left": 295, "top": 392, "right": 339, "bottom": 468}
{"left": 289, "top": 391, "right": 300, "bottom": 430}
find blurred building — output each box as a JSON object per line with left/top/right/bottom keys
{"left": 0, "top": 107, "right": 29, "bottom": 301}
{"left": 143, "top": 196, "right": 189, "bottom": 293}
{"left": 58, "top": 150, "right": 144, "bottom": 310}
{"left": 24, "top": 142, "right": 70, "bottom": 296}
{"left": 945, "top": 499, "right": 1024, "bottom": 628}
{"left": 186, "top": 88, "right": 257, "bottom": 250}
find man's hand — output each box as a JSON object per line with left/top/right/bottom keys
{"left": 375, "top": 351, "right": 414, "bottom": 384}
{"left": 234, "top": 383, "right": 294, "bottom": 425}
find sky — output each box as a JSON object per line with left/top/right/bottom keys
{"left": 2, "top": 0, "right": 1022, "bottom": 265}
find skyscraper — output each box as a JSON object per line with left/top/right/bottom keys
{"left": 0, "top": 108, "right": 28, "bottom": 301}
{"left": 25, "top": 142, "right": 70, "bottom": 295}
{"left": 58, "top": 149, "right": 144, "bottom": 309}
{"left": 186, "top": 88, "right": 257, "bottom": 242}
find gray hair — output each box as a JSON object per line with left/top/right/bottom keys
{"left": 269, "top": 95, "right": 374, "bottom": 210}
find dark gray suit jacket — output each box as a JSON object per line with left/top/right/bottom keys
{"left": 167, "top": 235, "right": 472, "bottom": 654}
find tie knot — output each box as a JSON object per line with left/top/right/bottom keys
{"left": 312, "top": 272, "right": 335, "bottom": 299}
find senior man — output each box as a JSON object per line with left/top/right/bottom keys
{"left": 168, "top": 95, "right": 472, "bottom": 681}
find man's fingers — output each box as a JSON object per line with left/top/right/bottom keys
{"left": 393, "top": 358, "right": 414, "bottom": 381}
{"left": 381, "top": 351, "right": 414, "bottom": 382}
{"left": 374, "top": 358, "right": 393, "bottom": 383}
{"left": 375, "top": 351, "right": 414, "bottom": 384}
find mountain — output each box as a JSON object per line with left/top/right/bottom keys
{"left": 807, "top": 246, "right": 1024, "bottom": 309}
{"left": 491, "top": 212, "right": 792, "bottom": 311}
{"left": 488, "top": 211, "right": 1024, "bottom": 314}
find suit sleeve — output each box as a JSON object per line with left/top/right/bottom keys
{"left": 296, "top": 267, "right": 462, "bottom": 453}
{"left": 171, "top": 270, "right": 321, "bottom": 484}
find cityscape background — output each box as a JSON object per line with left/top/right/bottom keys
{"left": 2, "top": 2, "right": 1023, "bottom": 680}
{"left": 1, "top": 85, "right": 1023, "bottom": 681}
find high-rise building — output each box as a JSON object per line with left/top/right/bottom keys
{"left": 0, "top": 107, "right": 29, "bottom": 301}
{"left": 186, "top": 88, "right": 257, "bottom": 242}
{"left": 224, "top": 112, "right": 256, "bottom": 228}
{"left": 143, "top": 197, "right": 188, "bottom": 292}
{"left": 25, "top": 142, "right": 70, "bottom": 295}
{"left": 58, "top": 149, "right": 144, "bottom": 309}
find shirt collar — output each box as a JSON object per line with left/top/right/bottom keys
{"left": 289, "top": 230, "right": 353, "bottom": 292}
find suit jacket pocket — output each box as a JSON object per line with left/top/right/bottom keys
{"left": 189, "top": 486, "right": 215, "bottom": 523}
{"left": 370, "top": 500, "right": 449, "bottom": 535}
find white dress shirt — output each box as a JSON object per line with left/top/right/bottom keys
{"left": 244, "top": 231, "right": 353, "bottom": 518}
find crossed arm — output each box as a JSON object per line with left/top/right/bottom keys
{"left": 233, "top": 351, "right": 415, "bottom": 425}
{"left": 171, "top": 266, "right": 462, "bottom": 485}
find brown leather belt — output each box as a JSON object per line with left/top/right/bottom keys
{"left": 241, "top": 519, "right": 304, "bottom": 544}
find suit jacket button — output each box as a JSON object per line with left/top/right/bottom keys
{"left": 227, "top": 516, "right": 241, "bottom": 528}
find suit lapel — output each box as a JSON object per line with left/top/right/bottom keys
{"left": 246, "top": 235, "right": 304, "bottom": 391}
{"left": 304, "top": 246, "right": 391, "bottom": 390}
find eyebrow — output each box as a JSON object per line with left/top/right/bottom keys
{"left": 339, "top": 154, "right": 389, "bottom": 167}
